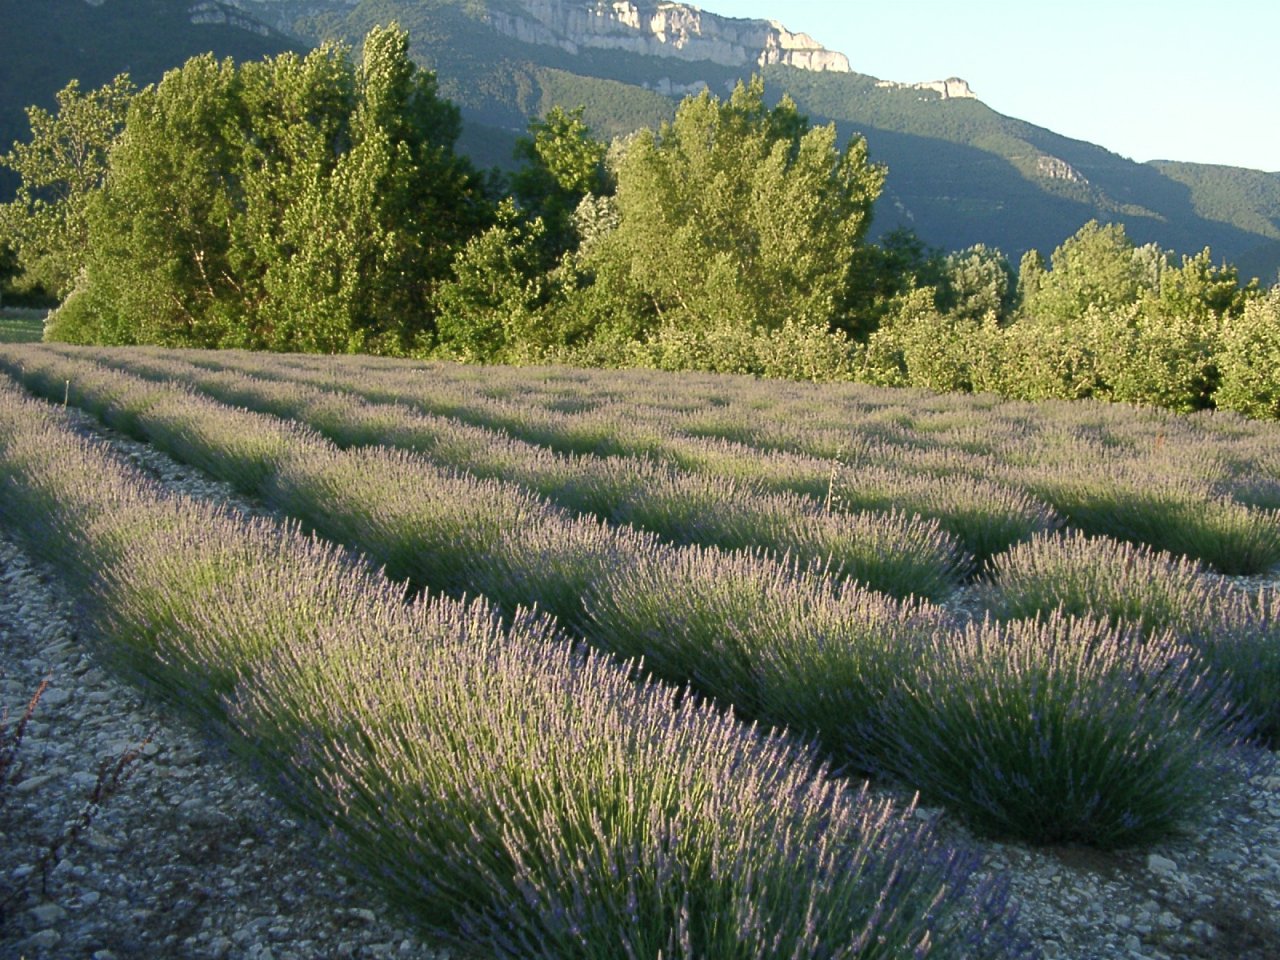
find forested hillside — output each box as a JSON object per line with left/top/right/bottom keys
{"left": 4, "top": 1, "right": 1276, "bottom": 276}
{"left": 0, "top": 0, "right": 299, "bottom": 197}
{"left": 230, "top": 0, "right": 1280, "bottom": 279}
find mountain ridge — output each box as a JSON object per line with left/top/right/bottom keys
{"left": 4, "top": 0, "right": 1277, "bottom": 282}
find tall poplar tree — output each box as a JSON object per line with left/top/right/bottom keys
{"left": 46, "top": 24, "right": 490, "bottom": 352}
{"left": 0, "top": 75, "right": 135, "bottom": 299}
{"left": 578, "top": 77, "right": 885, "bottom": 347}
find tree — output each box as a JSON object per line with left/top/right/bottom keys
{"left": 1019, "top": 221, "right": 1148, "bottom": 323}
{"left": 45, "top": 24, "right": 491, "bottom": 353}
{"left": 247, "top": 25, "right": 491, "bottom": 355}
{"left": 511, "top": 106, "right": 608, "bottom": 257}
{"left": 1215, "top": 288, "right": 1280, "bottom": 419}
{"left": 843, "top": 228, "right": 946, "bottom": 338}
{"left": 936, "top": 243, "right": 1015, "bottom": 322}
{"left": 0, "top": 75, "right": 136, "bottom": 298}
{"left": 576, "top": 77, "right": 885, "bottom": 356}
{"left": 858, "top": 286, "right": 1002, "bottom": 393}
{"left": 55, "top": 55, "right": 245, "bottom": 346}
{"left": 1014, "top": 249, "right": 1047, "bottom": 307}
{"left": 433, "top": 199, "right": 553, "bottom": 361}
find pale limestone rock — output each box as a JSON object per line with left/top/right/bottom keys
{"left": 487, "top": 1, "right": 852, "bottom": 73}
{"left": 875, "top": 76, "right": 979, "bottom": 100}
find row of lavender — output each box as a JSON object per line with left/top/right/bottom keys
{"left": 0, "top": 379, "right": 1027, "bottom": 958}
{"left": 65, "top": 345, "right": 1055, "bottom": 575}
{"left": 86, "top": 344, "right": 1280, "bottom": 576}
{"left": 0, "top": 345, "right": 1267, "bottom": 843}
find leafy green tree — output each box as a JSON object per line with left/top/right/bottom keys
{"left": 433, "top": 199, "right": 555, "bottom": 361}
{"left": 54, "top": 55, "right": 244, "bottom": 346}
{"left": 937, "top": 243, "right": 1015, "bottom": 322}
{"left": 248, "top": 25, "right": 490, "bottom": 355}
{"left": 1215, "top": 288, "right": 1280, "bottom": 419}
{"left": 0, "top": 75, "right": 136, "bottom": 298}
{"left": 858, "top": 286, "right": 1001, "bottom": 393}
{"left": 1019, "top": 221, "right": 1148, "bottom": 323}
{"left": 0, "top": 240, "right": 20, "bottom": 305}
{"left": 511, "top": 106, "right": 608, "bottom": 257}
{"left": 1014, "top": 249, "right": 1047, "bottom": 307}
{"left": 576, "top": 77, "right": 884, "bottom": 357}
{"left": 46, "top": 24, "right": 490, "bottom": 352}
{"left": 1084, "top": 301, "right": 1218, "bottom": 411}
{"left": 1098, "top": 249, "right": 1250, "bottom": 411}
{"left": 843, "top": 228, "right": 945, "bottom": 337}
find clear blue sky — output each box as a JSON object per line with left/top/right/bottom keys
{"left": 705, "top": 1, "right": 1277, "bottom": 172}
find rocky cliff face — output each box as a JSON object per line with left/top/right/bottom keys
{"left": 81, "top": 0, "right": 275, "bottom": 35}
{"left": 188, "top": 1, "right": 273, "bottom": 36}
{"left": 487, "top": 1, "right": 851, "bottom": 72}
{"left": 876, "top": 76, "right": 978, "bottom": 100}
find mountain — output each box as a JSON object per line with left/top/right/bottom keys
{"left": 0, "top": 0, "right": 300, "bottom": 196}
{"left": 227, "top": 0, "right": 1280, "bottom": 281}
{"left": 4, "top": 0, "right": 1278, "bottom": 283}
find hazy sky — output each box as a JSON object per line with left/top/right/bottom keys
{"left": 705, "top": 1, "right": 1277, "bottom": 172}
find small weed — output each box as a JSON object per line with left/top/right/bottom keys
{"left": 0, "top": 677, "right": 152, "bottom": 921}
{"left": 0, "top": 679, "right": 49, "bottom": 801}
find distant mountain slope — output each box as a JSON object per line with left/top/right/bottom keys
{"left": 4, "top": 0, "right": 1277, "bottom": 282}
{"left": 0, "top": 0, "right": 299, "bottom": 194}
{"left": 234, "top": 0, "right": 1278, "bottom": 280}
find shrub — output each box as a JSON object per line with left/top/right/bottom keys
{"left": 980, "top": 529, "right": 1210, "bottom": 632}
{"left": 1215, "top": 289, "right": 1280, "bottom": 420}
{"left": 982, "top": 530, "right": 1280, "bottom": 747}
{"left": 584, "top": 543, "right": 943, "bottom": 763}
{"left": 0, "top": 378, "right": 1026, "bottom": 959}
{"left": 836, "top": 466, "right": 1060, "bottom": 569}
{"left": 1181, "top": 587, "right": 1280, "bottom": 747}
{"left": 232, "top": 602, "right": 1023, "bottom": 959}
{"left": 1011, "top": 462, "right": 1280, "bottom": 575}
{"left": 870, "top": 613, "right": 1240, "bottom": 847}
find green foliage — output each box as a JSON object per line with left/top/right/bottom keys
{"left": 908, "top": 222, "right": 1272, "bottom": 415}
{"left": 433, "top": 199, "right": 555, "bottom": 360}
{"left": 1019, "top": 220, "right": 1147, "bottom": 323}
{"left": 576, "top": 77, "right": 884, "bottom": 355}
{"left": 841, "top": 228, "right": 946, "bottom": 338}
{"left": 937, "top": 243, "right": 1016, "bottom": 321}
{"left": 1216, "top": 287, "right": 1280, "bottom": 419}
{"left": 70, "top": 54, "right": 246, "bottom": 347}
{"left": 41, "top": 25, "right": 490, "bottom": 354}
{"left": 0, "top": 75, "right": 136, "bottom": 298}
{"left": 511, "top": 106, "right": 607, "bottom": 255}
{"left": 857, "top": 287, "right": 1004, "bottom": 394}
{"left": 244, "top": 25, "right": 490, "bottom": 355}
{"left": 622, "top": 317, "right": 859, "bottom": 383}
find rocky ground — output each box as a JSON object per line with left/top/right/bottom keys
{"left": 1, "top": 410, "right": 1277, "bottom": 959}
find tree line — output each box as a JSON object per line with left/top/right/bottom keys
{"left": 1, "top": 24, "right": 1277, "bottom": 418}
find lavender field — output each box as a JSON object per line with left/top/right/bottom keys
{"left": 1, "top": 342, "right": 1278, "bottom": 958}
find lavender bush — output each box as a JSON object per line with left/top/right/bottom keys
{"left": 583, "top": 544, "right": 940, "bottom": 765}
{"left": 980, "top": 529, "right": 1211, "bottom": 631}
{"left": 869, "top": 612, "right": 1240, "bottom": 847}
{"left": 983, "top": 530, "right": 1280, "bottom": 744}
{"left": 0, "top": 378, "right": 1028, "bottom": 959}
{"left": 231, "top": 600, "right": 1024, "bottom": 959}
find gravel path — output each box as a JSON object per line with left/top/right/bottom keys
{"left": 0, "top": 413, "right": 452, "bottom": 959}
{"left": 1, "top": 408, "right": 1277, "bottom": 960}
